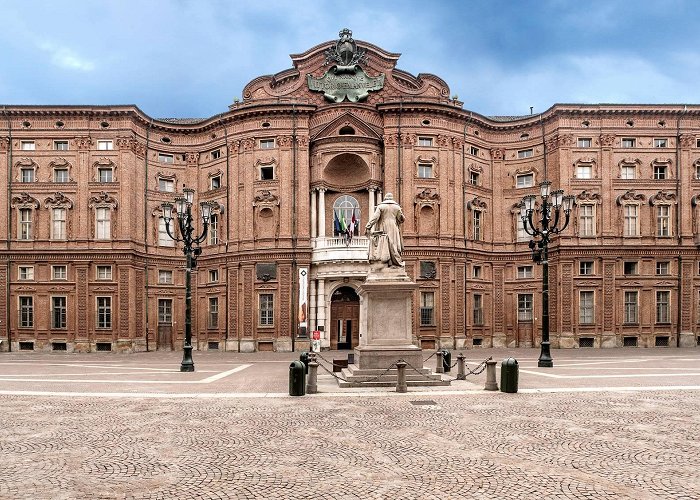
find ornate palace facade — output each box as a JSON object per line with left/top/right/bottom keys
{"left": 2, "top": 30, "right": 699, "bottom": 353}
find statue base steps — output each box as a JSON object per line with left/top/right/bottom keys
{"left": 338, "top": 364, "right": 449, "bottom": 388}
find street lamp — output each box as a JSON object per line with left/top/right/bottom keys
{"left": 162, "top": 188, "right": 212, "bottom": 372}
{"left": 520, "top": 181, "right": 575, "bottom": 368}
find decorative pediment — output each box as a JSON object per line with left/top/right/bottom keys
{"left": 253, "top": 190, "right": 280, "bottom": 206}
{"left": 16, "top": 157, "right": 38, "bottom": 168}
{"left": 185, "top": 152, "right": 199, "bottom": 166}
{"left": 574, "top": 156, "right": 597, "bottom": 166}
{"left": 510, "top": 201, "right": 524, "bottom": 214}
{"left": 618, "top": 157, "right": 641, "bottom": 167}
{"left": 651, "top": 157, "right": 672, "bottom": 166}
{"left": 599, "top": 134, "right": 616, "bottom": 147}
{"left": 649, "top": 190, "right": 677, "bottom": 205}
{"left": 467, "top": 197, "right": 488, "bottom": 211}
{"left": 11, "top": 192, "right": 40, "bottom": 209}
{"left": 491, "top": 148, "right": 505, "bottom": 160}
{"left": 88, "top": 191, "right": 118, "bottom": 209}
{"left": 156, "top": 171, "right": 177, "bottom": 181}
{"left": 49, "top": 157, "right": 71, "bottom": 168}
{"left": 311, "top": 111, "right": 382, "bottom": 141}
{"left": 415, "top": 188, "right": 439, "bottom": 204}
{"left": 577, "top": 190, "right": 602, "bottom": 203}
{"left": 44, "top": 192, "right": 74, "bottom": 209}
{"left": 616, "top": 190, "right": 645, "bottom": 205}
{"left": 468, "top": 163, "right": 484, "bottom": 173}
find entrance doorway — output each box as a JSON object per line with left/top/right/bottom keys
{"left": 330, "top": 286, "right": 360, "bottom": 350}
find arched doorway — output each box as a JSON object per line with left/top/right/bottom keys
{"left": 330, "top": 286, "right": 360, "bottom": 350}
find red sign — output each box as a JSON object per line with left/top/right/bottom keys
{"left": 312, "top": 330, "right": 321, "bottom": 340}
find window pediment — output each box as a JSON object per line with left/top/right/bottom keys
{"left": 649, "top": 190, "right": 677, "bottom": 206}
{"left": 11, "top": 192, "right": 40, "bottom": 209}
{"left": 44, "top": 192, "right": 74, "bottom": 209}
{"left": 616, "top": 190, "right": 645, "bottom": 206}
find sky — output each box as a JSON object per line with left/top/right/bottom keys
{"left": 1, "top": 0, "right": 699, "bottom": 119}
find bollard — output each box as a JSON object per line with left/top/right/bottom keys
{"left": 307, "top": 360, "right": 318, "bottom": 394}
{"left": 485, "top": 359, "right": 498, "bottom": 391}
{"left": 435, "top": 350, "right": 444, "bottom": 374}
{"left": 442, "top": 349, "right": 452, "bottom": 373}
{"left": 299, "top": 351, "right": 310, "bottom": 374}
{"left": 456, "top": 353, "right": 466, "bottom": 380}
{"left": 396, "top": 361, "right": 407, "bottom": 393}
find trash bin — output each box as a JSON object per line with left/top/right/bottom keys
{"left": 299, "top": 351, "right": 310, "bottom": 374}
{"left": 500, "top": 357, "right": 519, "bottom": 393}
{"left": 442, "top": 349, "right": 452, "bottom": 373}
{"left": 289, "top": 360, "right": 306, "bottom": 396}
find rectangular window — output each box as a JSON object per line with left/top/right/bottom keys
{"left": 18, "top": 266, "right": 34, "bottom": 280}
{"left": 54, "top": 168, "right": 69, "bottom": 183}
{"left": 577, "top": 138, "right": 592, "bottom": 148}
{"left": 624, "top": 291, "right": 638, "bottom": 324}
{"left": 158, "top": 298, "right": 172, "bottom": 325}
{"left": 653, "top": 165, "right": 667, "bottom": 180}
{"left": 473, "top": 211, "right": 482, "bottom": 241}
{"left": 517, "top": 216, "right": 528, "bottom": 242}
{"left": 517, "top": 148, "right": 533, "bottom": 159}
{"left": 96, "top": 208, "right": 111, "bottom": 240}
{"left": 211, "top": 149, "right": 221, "bottom": 160}
{"left": 654, "top": 138, "right": 668, "bottom": 148}
{"left": 259, "top": 139, "right": 275, "bottom": 149}
{"left": 19, "top": 296, "right": 33, "bottom": 328}
{"left": 259, "top": 293, "right": 274, "bottom": 326}
{"left": 696, "top": 164, "right": 700, "bottom": 180}
{"left": 656, "top": 261, "right": 670, "bottom": 275}
{"left": 54, "top": 140, "right": 69, "bottom": 151}
{"left": 517, "top": 294, "right": 533, "bottom": 322}
{"left": 158, "top": 217, "right": 174, "bottom": 247}
{"left": 260, "top": 165, "right": 275, "bottom": 180}
{"left": 469, "top": 171, "right": 479, "bottom": 185}
{"left": 158, "top": 270, "right": 173, "bottom": 284}
{"left": 656, "top": 291, "right": 670, "bottom": 323}
{"left": 96, "top": 265, "right": 112, "bottom": 280}
{"left": 579, "top": 204, "right": 595, "bottom": 237}
{"left": 420, "top": 291, "right": 435, "bottom": 326}
{"left": 20, "top": 168, "right": 34, "bottom": 182}
{"left": 97, "top": 297, "right": 112, "bottom": 329}
{"left": 158, "top": 153, "right": 174, "bottom": 163}
{"left": 621, "top": 165, "right": 636, "bottom": 179}
{"left": 473, "top": 265, "right": 482, "bottom": 279}
{"left": 52, "top": 208, "right": 66, "bottom": 240}
{"left": 579, "top": 261, "right": 594, "bottom": 275}
{"left": 417, "top": 163, "right": 433, "bottom": 178}
{"left": 473, "top": 294, "right": 483, "bottom": 325}
{"left": 418, "top": 137, "right": 433, "bottom": 147}
{"left": 98, "top": 167, "right": 113, "bottom": 183}
{"left": 623, "top": 261, "right": 638, "bottom": 275}
{"left": 470, "top": 146, "right": 479, "bottom": 156}
{"left": 516, "top": 173, "right": 534, "bottom": 188}
{"left": 52, "top": 265, "right": 67, "bottom": 280}
{"left": 657, "top": 205, "right": 670, "bottom": 236}
{"left": 576, "top": 165, "right": 593, "bottom": 179}
{"left": 579, "top": 291, "right": 594, "bottom": 324}
{"left": 623, "top": 205, "right": 638, "bottom": 236}
{"left": 19, "top": 208, "right": 32, "bottom": 240}
{"left": 208, "top": 297, "right": 219, "bottom": 328}
{"left": 20, "top": 141, "right": 35, "bottom": 150}
{"left": 97, "top": 140, "right": 113, "bottom": 150}
{"left": 517, "top": 265, "right": 533, "bottom": 279}
{"left": 210, "top": 175, "right": 221, "bottom": 190}
{"left": 209, "top": 269, "right": 219, "bottom": 283}
{"left": 622, "top": 138, "right": 636, "bottom": 148}
{"left": 158, "top": 178, "right": 174, "bottom": 192}
{"left": 209, "top": 214, "right": 219, "bottom": 245}
{"left": 52, "top": 296, "right": 67, "bottom": 329}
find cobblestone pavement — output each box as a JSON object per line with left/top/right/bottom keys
{"left": 1, "top": 349, "right": 699, "bottom": 499}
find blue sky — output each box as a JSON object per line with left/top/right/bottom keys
{"left": 2, "top": 0, "right": 699, "bottom": 118}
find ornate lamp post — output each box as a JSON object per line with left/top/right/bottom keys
{"left": 520, "top": 181, "right": 575, "bottom": 368}
{"left": 161, "top": 187, "right": 212, "bottom": 372}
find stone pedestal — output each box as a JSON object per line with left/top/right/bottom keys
{"left": 341, "top": 266, "right": 448, "bottom": 387}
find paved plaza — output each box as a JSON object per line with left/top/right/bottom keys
{"left": 1, "top": 348, "right": 699, "bottom": 499}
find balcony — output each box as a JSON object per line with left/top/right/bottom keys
{"left": 312, "top": 236, "right": 369, "bottom": 264}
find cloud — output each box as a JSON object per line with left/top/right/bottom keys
{"left": 37, "top": 41, "right": 95, "bottom": 72}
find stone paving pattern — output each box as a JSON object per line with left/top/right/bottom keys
{"left": 1, "top": 349, "right": 699, "bottom": 499}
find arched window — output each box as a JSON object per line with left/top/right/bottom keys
{"left": 332, "top": 195, "right": 360, "bottom": 236}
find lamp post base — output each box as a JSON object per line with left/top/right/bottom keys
{"left": 537, "top": 341, "right": 553, "bottom": 368}
{"left": 180, "top": 345, "right": 195, "bottom": 372}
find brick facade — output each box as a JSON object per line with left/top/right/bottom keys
{"left": 1, "top": 32, "right": 699, "bottom": 352}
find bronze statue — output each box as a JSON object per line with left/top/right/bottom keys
{"left": 365, "top": 193, "right": 404, "bottom": 268}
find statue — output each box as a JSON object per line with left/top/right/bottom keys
{"left": 365, "top": 193, "right": 405, "bottom": 268}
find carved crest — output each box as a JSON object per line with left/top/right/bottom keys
{"left": 415, "top": 188, "right": 440, "bottom": 203}
{"left": 616, "top": 190, "right": 645, "bottom": 206}
{"left": 88, "top": 191, "right": 118, "bottom": 209}
{"left": 253, "top": 190, "right": 279, "bottom": 206}
{"left": 325, "top": 28, "right": 367, "bottom": 68}
{"left": 577, "top": 190, "right": 602, "bottom": 203}
{"left": 649, "top": 190, "right": 677, "bottom": 205}
{"left": 467, "top": 197, "right": 488, "bottom": 210}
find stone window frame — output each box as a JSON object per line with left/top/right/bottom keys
{"left": 517, "top": 148, "right": 534, "bottom": 159}
{"left": 11, "top": 193, "right": 40, "bottom": 240}
{"left": 649, "top": 191, "right": 676, "bottom": 238}
{"left": 258, "top": 292, "right": 275, "bottom": 327}
{"left": 157, "top": 298, "right": 173, "bottom": 325}
{"left": 93, "top": 158, "right": 117, "bottom": 183}
{"left": 579, "top": 260, "right": 594, "bottom": 275}
{"left": 96, "top": 265, "right": 113, "bottom": 281}
{"left": 514, "top": 168, "right": 537, "bottom": 188}
{"left": 51, "top": 295, "right": 68, "bottom": 330}
{"left": 419, "top": 290, "right": 436, "bottom": 327}
{"left": 417, "top": 136, "right": 434, "bottom": 147}
{"left": 255, "top": 158, "right": 277, "bottom": 181}
{"left": 259, "top": 138, "right": 276, "bottom": 150}
{"left": 414, "top": 155, "right": 438, "bottom": 180}
{"left": 158, "top": 269, "right": 174, "bottom": 285}
{"left": 616, "top": 190, "right": 645, "bottom": 237}
{"left": 517, "top": 293, "right": 534, "bottom": 323}
{"left": 50, "top": 157, "right": 73, "bottom": 183}
{"left": 517, "top": 265, "right": 533, "bottom": 279}
{"left": 52, "top": 265, "right": 68, "bottom": 280}
{"left": 53, "top": 140, "right": 70, "bottom": 151}
{"left": 18, "top": 265, "right": 34, "bottom": 281}
{"left": 618, "top": 157, "right": 641, "bottom": 179}
{"left": 208, "top": 296, "right": 219, "bottom": 329}
{"left": 95, "top": 296, "right": 113, "bottom": 330}
{"left": 88, "top": 192, "right": 118, "bottom": 241}
{"left": 96, "top": 140, "right": 113, "bottom": 151}
{"left": 651, "top": 158, "right": 672, "bottom": 180}
{"left": 577, "top": 137, "right": 593, "bottom": 148}
{"left": 623, "top": 290, "right": 639, "bottom": 324}
{"left": 467, "top": 197, "right": 487, "bottom": 242}
{"left": 18, "top": 295, "right": 34, "bottom": 329}
{"left": 579, "top": 290, "right": 595, "bottom": 325}
{"left": 156, "top": 171, "right": 177, "bottom": 193}
{"left": 14, "top": 158, "right": 39, "bottom": 183}
{"left": 208, "top": 169, "right": 224, "bottom": 190}
{"left": 573, "top": 157, "right": 597, "bottom": 179}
